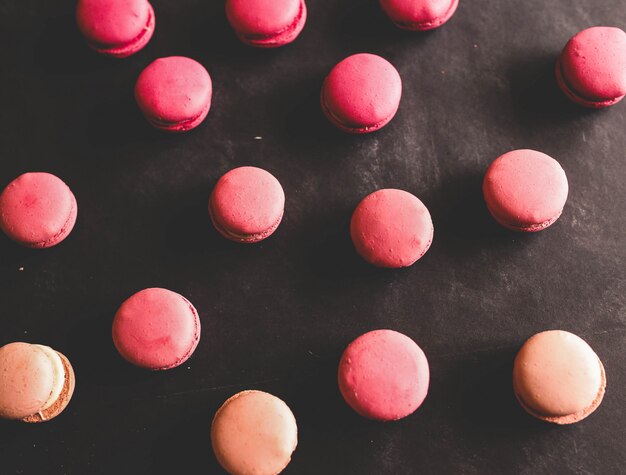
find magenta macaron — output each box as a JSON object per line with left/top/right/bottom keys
{"left": 338, "top": 329, "right": 430, "bottom": 421}
{"left": 226, "top": 0, "right": 307, "bottom": 48}
{"left": 321, "top": 53, "right": 402, "bottom": 134}
{"left": 556, "top": 26, "right": 626, "bottom": 108}
{"left": 112, "top": 288, "right": 201, "bottom": 370}
{"left": 483, "top": 149, "right": 569, "bottom": 232}
{"left": 76, "top": 0, "right": 155, "bottom": 58}
{"left": 0, "top": 172, "right": 78, "bottom": 248}
{"left": 379, "top": 0, "right": 459, "bottom": 31}
{"left": 350, "top": 189, "right": 433, "bottom": 268}
{"left": 209, "top": 167, "right": 285, "bottom": 244}
{"left": 135, "top": 56, "right": 213, "bottom": 132}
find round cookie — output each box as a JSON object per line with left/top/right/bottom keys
{"left": 211, "top": 390, "right": 298, "bottom": 475}
{"left": 379, "top": 0, "right": 459, "bottom": 31}
{"left": 513, "top": 330, "right": 606, "bottom": 424}
{"left": 338, "top": 329, "right": 430, "bottom": 421}
{"left": 112, "top": 288, "right": 201, "bottom": 370}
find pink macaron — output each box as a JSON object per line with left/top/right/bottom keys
{"left": 321, "top": 53, "right": 402, "bottom": 134}
{"left": 0, "top": 172, "right": 78, "bottom": 248}
{"left": 76, "top": 0, "right": 155, "bottom": 58}
{"left": 112, "top": 288, "right": 201, "bottom": 370}
{"left": 556, "top": 26, "right": 626, "bottom": 108}
{"left": 226, "top": 0, "right": 307, "bottom": 48}
{"left": 379, "top": 0, "right": 459, "bottom": 31}
{"left": 350, "top": 189, "right": 433, "bottom": 268}
{"left": 338, "top": 329, "right": 430, "bottom": 421}
{"left": 483, "top": 149, "right": 569, "bottom": 232}
{"left": 209, "top": 167, "right": 285, "bottom": 244}
{"left": 135, "top": 56, "right": 213, "bottom": 133}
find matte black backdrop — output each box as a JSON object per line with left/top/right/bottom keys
{"left": 0, "top": 0, "right": 624, "bottom": 473}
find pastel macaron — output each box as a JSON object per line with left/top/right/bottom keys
{"left": 338, "top": 330, "right": 430, "bottom": 421}
{"left": 483, "top": 150, "right": 569, "bottom": 232}
{"left": 556, "top": 26, "right": 626, "bottom": 108}
{"left": 379, "top": 0, "right": 459, "bottom": 31}
{"left": 112, "top": 288, "right": 201, "bottom": 370}
{"left": 513, "top": 330, "right": 606, "bottom": 424}
{"left": 76, "top": 0, "right": 155, "bottom": 58}
{"left": 135, "top": 56, "right": 212, "bottom": 132}
{"left": 209, "top": 167, "right": 285, "bottom": 243}
{"left": 0, "top": 172, "right": 78, "bottom": 248}
{"left": 321, "top": 53, "right": 402, "bottom": 133}
{"left": 226, "top": 0, "right": 307, "bottom": 48}
{"left": 211, "top": 390, "right": 298, "bottom": 475}
{"left": 0, "top": 342, "right": 75, "bottom": 423}
{"left": 351, "top": 189, "right": 433, "bottom": 268}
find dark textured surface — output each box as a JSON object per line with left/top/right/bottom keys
{"left": 0, "top": 1, "right": 625, "bottom": 473}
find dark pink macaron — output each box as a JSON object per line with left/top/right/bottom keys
{"left": 135, "top": 56, "right": 213, "bottom": 133}
{"left": 112, "top": 288, "right": 201, "bottom": 370}
{"left": 556, "top": 26, "right": 626, "bottom": 108}
{"left": 76, "top": 0, "right": 155, "bottom": 58}
{"left": 351, "top": 189, "right": 433, "bottom": 268}
{"left": 226, "top": 0, "right": 307, "bottom": 48}
{"left": 0, "top": 172, "right": 77, "bottom": 248}
{"left": 209, "top": 167, "right": 285, "bottom": 243}
{"left": 321, "top": 53, "right": 402, "bottom": 134}
{"left": 379, "top": 0, "right": 459, "bottom": 31}
{"left": 338, "top": 329, "right": 430, "bottom": 421}
{"left": 483, "top": 150, "right": 569, "bottom": 232}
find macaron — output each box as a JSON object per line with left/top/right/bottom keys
{"left": 483, "top": 150, "right": 569, "bottom": 232}
{"left": 0, "top": 172, "right": 78, "bottom": 248}
{"left": 112, "top": 288, "right": 201, "bottom": 370}
{"left": 135, "top": 56, "right": 213, "bottom": 132}
{"left": 226, "top": 0, "right": 307, "bottom": 48}
{"left": 379, "top": 0, "right": 459, "bottom": 31}
{"left": 350, "top": 189, "right": 433, "bottom": 268}
{"left": 513, "top": 330, "right": 606, "bottom": 424}
{"left": 556, "top": 26, "right": 626, "bottom": 108}
{"left": 338, "top": 329, "right": 430, "bottom": 421}
{"left": 76, "top": 0, "right": 155, "bottom": 58}
{"left": 0, "top": 342, "right": 75, "bottom": 423}
{"left": 209, "top": 167, "right": 285, "bottom": 243}
{"left": 321, "top": 53, "right": 402, "bottom": 134}
{"left": 211, "top": 390, "right": 298, "bottom": 475}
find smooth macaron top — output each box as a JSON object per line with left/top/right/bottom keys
{"left": 322, "top": 53, "right": 402, "bottom": 132}
{"left": 350, "top": 189, "right": 433, "bottom": 268}
{"left": 338, "top": 329, "right": 430, "bottom": 421}
{"left": 135, "top": 56, "right": 212, "bottom": 130}
{"left": 483, "top": 150, "right": 569, "bottom": 231}
{"left": 513, "top": 330, "right": 605, "bottom": 424}
{"left": 112, "top": 288, "right": 201, "bottom": 370}
{"left": 379, "top": 0, "right": 459, "bottom": 30}
{"left": 226, "top": 0, "right": 302, "bottom": 37}
{"left": 559, "top": 27, "right": 626, "bottom": 104}
{"left": 211, "top": 390, "right": 298, "bottom": 475}
{"left": 0, "top": 172, "right": 77, "bottom": 248}
{"left": 209, "top": 167, "right": 285, "bottom": 242}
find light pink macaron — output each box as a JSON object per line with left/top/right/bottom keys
{"left": 0, "top": 172, "right": 78, "bottom": 248}
{"left": 379, "top": 0, "right": 459, "bottom": 31}
{"left": 338, "top": 329, "right": 430, "bottom": 421}
{"left": 321, "top": 53, "right": 402, "bottom": 134}
{"left": 209, "top": 167, "right": 285, "bottom": 243}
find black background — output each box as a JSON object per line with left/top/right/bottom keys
{"left": 0, "top": 0, "right": 625, "bottom": 473}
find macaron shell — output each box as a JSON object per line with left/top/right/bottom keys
{"left": 211, "top": 390, "right": 298, "bottom": 475}
{"left": 513, "top": 330, "right": 605, "bottom": 424}
{"left": 338, "top": 330, "right": 430, "bottom": 421}
{"left": 350, "top": 189, "right": 433, "bottom": 268}
{"left": 226, "top": 0, "right": 303, "bottom": 37}
{"left": 379, "top": 0, "right": 459, "bottom": 30}
{"left": 112, "top": 288, "right": 201, "bottom": 370}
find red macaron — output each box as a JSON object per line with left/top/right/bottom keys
{"left": 135, "top": 56, "right": 213, "bottom": 133}
{"left": 76, "top": 0, "right": 156, "bottom": 58}
{"left": 0, "top": 172, "right": 78, "bottom": 248}
{"left": 556, "top": 26, "right": 626, "bottom": 108}
{"left": 321, "top": 53, "right": 402, "bottom": 134}
{"left": 350, "top": 189, "right": 433, "bottom": 268}
{"left": 226, "top": 0, "right": 307, "bottom": 48}
{"left": 379, "top": 0, "right": 459, "bottom": 31}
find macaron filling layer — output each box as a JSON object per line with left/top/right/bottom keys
{"left": 486, "top": 203, "right": 562, "bottom": 232}
{"left": 146, "top": 99, "right": 211, "bottom": 132}
{"left": 33, "top": 345, "right": 65, "bottom": 411}
{"left": 320, "top": 88, "right": 393, "bottom": 133}
{"left": 209, "top": 198, "right": 284, "bottom": 243}
{"left": 384, "top": 0, "right": 459, "bottom": 31}
{"left": 555, "top": 57, "right": 624, "bottom": 108}
{"left": 238, "top": 0, "right": 306, "bottom": 47}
